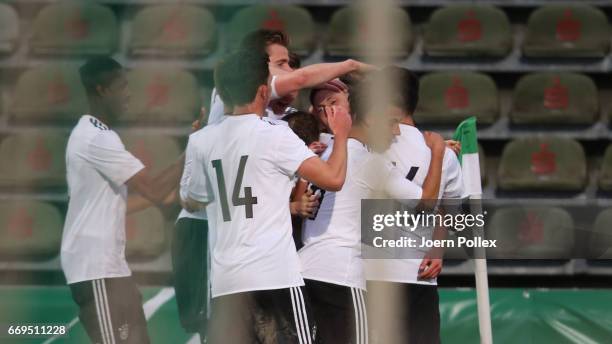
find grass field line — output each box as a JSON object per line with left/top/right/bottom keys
{"left": 41, "top": 287, "right": 175, "bottom": 344}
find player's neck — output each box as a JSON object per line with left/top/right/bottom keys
{"left": 400, "top": 116, "right": 415, "bottom": 126}
{"left": 232, "top": 103, "right": 265, "bottom": 117}
{"left": 88, "top": 102, "right": 113, "bottom": 128}
{"left": 348, "top": 126, "right": 369, "bottom": 146}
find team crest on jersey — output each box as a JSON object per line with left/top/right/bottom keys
{"left": 118, "top": 323, "right": 129, "bottom": 340}
{"left": 89, "top": 117, "right": 109, "bottom": 131}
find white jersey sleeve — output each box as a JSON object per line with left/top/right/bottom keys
{"left": 361, "top": 154, "right": 422, "bottom": 200}
{"left": 442, "top": 148, "right": 465, "bottom": 199}
{"left": 86, "top": 131, "right": 144, "bottom": 188}
{"left": 274, "top": 126, "right": 316, "bottom": 177}
{"left": 187, "top": 142, "right": 214, "bottom": 204}
{"left": 206, "top": 88, "right": 226, "bottom": 126}
{"left": 384, "top": 164, "right": 423, "bottom": 200}
{"left": 179, "top": 136, "right": 196, "bottom": 203}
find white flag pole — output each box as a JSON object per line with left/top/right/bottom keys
{"left": 471, "top": 194, "right": 493, "bottom": 344}
{"left": 454, "top": 117, "right": 492, "bottom": 343}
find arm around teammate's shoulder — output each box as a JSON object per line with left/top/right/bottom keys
{"left": 296, "top": 105, "right": 352, "bottom": 192}
{"left": 272, "top": 59, "right": 375, "bottom": 97}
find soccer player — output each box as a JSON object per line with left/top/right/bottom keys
{"left": 185, "top": 50, "right": 352, "bottom": 343}
{"left": 207, "top": 29, "right": 373, "bottom": 125}
{"left": 364, "top": 67, "right": 465, "bottom": 344}
{"left": 299, "top": 78, "right": 448, "bottom": 344}
{"left": 172, "top": 107, "right": 209, "bottom": 343}
{"left": 61, "top": 57, "right": 184, "bottom": 344}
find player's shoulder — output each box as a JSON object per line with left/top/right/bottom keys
{"left": 73, "top": 115, "right": 121, "bottom": 145}
{"left": 399, "top": 123, "right": 424, "bottom": 139}
{"left": 258, "top": 116, "right": 296, "bottom": 137}
{"left": 73, "top": 115, "right": 109, "bottom": 134}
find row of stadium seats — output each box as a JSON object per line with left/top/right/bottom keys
{"left": 0, "top": 133, "right": 609, "bottom": 193}
{"left": 4, "top": 64, "right": 204, "bottom": 125}
{"left": 447, "top": 206, "right": 612, "bottom": 260}
{"left": 0, "top": 3, "right": 610, "bottom": 59}
{"left": 0, "top": 64, "right": 607, "bottom": 126}
{"left": 0, "top": 133, "right": 181, "bottom": 190}
{"left": 0, "top": 201, "right": 166, "bottom": 260}
{"left": 417, "top": 71, "right": 599, "bottom": 125}
{"left": 2, "top": 200, "right": 611, "bottom": 261}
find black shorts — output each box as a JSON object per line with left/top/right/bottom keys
{"left": 171, "top": 217, "right": 209, "bottom": 334}
{"left": 69, "top": 276, "right": 150, "bottom": 344}
{"left": 304, "top": 279, "right": 368, "bottom": 344}
{"left": 366, "top": 281, "right": 440, "bottom": 344}
{"left": 208, "top": 286, "right": 317, "bottom": 344}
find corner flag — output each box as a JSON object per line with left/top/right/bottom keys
{"left": 452, "top": 116, "right": 482, "bottom": 197}
{"left": 453, "top": 116, "right": 493, "bottom": 344}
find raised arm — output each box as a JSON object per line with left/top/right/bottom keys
{"left": 297, "top": 105, "right": 352, "bottom": 191}
{"left": 272, "top": 59, "right": 374, "bottom": 98}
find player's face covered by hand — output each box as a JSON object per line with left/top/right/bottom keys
{"left": 314, "top": 91, "right": 350, "bottom": 131}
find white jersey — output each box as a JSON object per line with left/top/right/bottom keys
{"left": 365, "top": 124, "right": 464, "bottom": 285}
{"left": 61, "top": 115, "right": 144, "bottom": 284}
{"left": 177, "top": 130, "right": 208, "bottom": 221}
{"left": 187, "top": 114, "right": 316, "bottom": 297}
{"left": 299, "top": 139, "right": 422, "bottom": 290}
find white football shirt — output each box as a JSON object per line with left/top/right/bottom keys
{"left": 177, "top": 130, "right": 208, "bottom": 221}
{"left": 365, "top": 124, "right": 464, "bottom": 285}
{"left": 61, "top": 115, "right": 144, "bottom": 284}
{"left": 187, "top": 114, "right": 316, "bottom": 297}
{"left": 299, "top": 138, "right": 423, "bottom": 290}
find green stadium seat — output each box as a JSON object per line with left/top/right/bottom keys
{"left": 122, "top": 68, "right": 201, "bottom": 124}
{"left": 522, "top": 5, "right": 610, "bottom": 58}
{"left": 126, "top": 207, "right": 166, "bottom": 259}
{"left": 0, "top": 133, "right": 67, "bottom": 189}
{"left": 0, "top": 201, "right": 62, "bottom": 260}
{"left": 589, "top": 208, "right": 612, "bottom": 259}
{"left": 227, "top": 5, "right": 315, "bottom": 56}
{"left": 122, "top": 134, "right": 181, "bottom": 176}
{"left": 0, "top": 4, "right": 19, "bottom": 54}
{"left": 510, "top": 73, "right": 598, "bottom": 125}
{"left": 325, "top": 6, "right": 413, "bottom": 57}
{"left": 415, "top": 72, "right": 499, "bottom": 125}
{"left": 423, "top": 5, "right": 512, "bottom": 57}
{"left": 30, "top": 2, "right": 118, "bottom": 55}
{"left": 599, "top": 145, "right": 612, "bottom": 191}
{"left": 487, "top": 207, "right": 574, "bottom": 258}
{"left": 10, "top": 64, "right": 88, "bottom": 123}
{"left": 129, "top": 5, "right": 216, "bottom": 57}
{"left": 497, "top": 137, "right": 587, "bottom": 192}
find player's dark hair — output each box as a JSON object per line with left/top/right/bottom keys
{"left": 289, "top": 52, "right": 301, "bottom": 69}
{"left": 283, "top": 111, "right": 320, "bottom": 145}
{"left": 347, "top": 81, "right": 371, "bottom": 125}
{"left": 379, "top": 66, "right": 420, "bottom": 115}
{"left": 79, "top": 56, "right": 123, "bottom": 97}
{"left": 214, "top": 50, "right": 270, "bottom": 107}
{"left": 240, "top": 29, "right": 290, "bottom": 54}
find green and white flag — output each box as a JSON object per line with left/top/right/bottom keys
{"left": 453, "top": 116, "right": 482, "bottom": 197}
